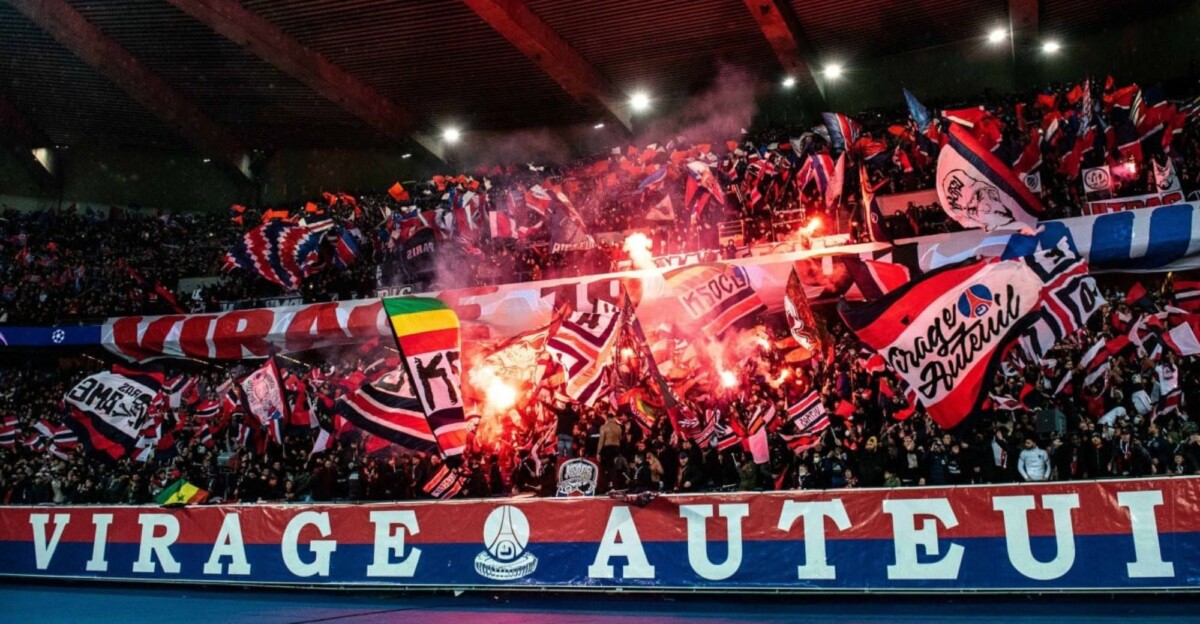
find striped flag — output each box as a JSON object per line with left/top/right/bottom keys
{"left": 223, "top": 221, "right": 328, "bottom": 291}
{"left": 787, "top": 390, "right": 830, "bottom": 436}
{"left": 334, "top": 372, "right": 438, "bottom": 454}
{"left": 782, "top": 431, "right": 824, "bottom": 454}
{"left": 746, "top": 402, "right": 778, "bottom": 436}
{"left": 822, "top": 112, "right": 861, "bottom": 156}
{"left": 547, "top": 310, "right": 622, "bottom": 406}
{"left": 194, "top": 400, "right": 221, "bottom": 421}
{"left": 64, "top": 366, "right": 164, "bottom": 462}
{"left": 1172, "top": 280, "right": 1200, "bottom": 312}
{"left": 0, "top": 416, "right": 17, "bottom": 448}
{"left": 842, "top": 257, "right": 911, "bottom": 302}
{"left": 383, "top": 297, "right": 469, "bottom": 458}
{"left": 422, "top": 464, "right": 464, "bottom": 499}
{"left": 665, "top": 263, "right": 765, "bottom": 339}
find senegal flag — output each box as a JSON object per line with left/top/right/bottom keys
{"left": 382, "top": 297, "right": 469, "bottom": 458}
{"left": 155, "top": 478, "right": 209, "bottom": 506}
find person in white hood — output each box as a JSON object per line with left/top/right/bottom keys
{"left": 1018, "top": 438, "right": 1052, "bottom": 481}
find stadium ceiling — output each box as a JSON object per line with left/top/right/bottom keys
{"left": 0, "top": 0, "right": 1183, "bottom": 170}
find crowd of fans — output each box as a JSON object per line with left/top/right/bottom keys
{"left": 2, "top": 78, "right": 1199, "bottom": 324}
{"left": 0, "top": 270, "right": 1196, "bottom": 505}
{"left": 1, "top": 76, "right": 1200, "bottom": 504}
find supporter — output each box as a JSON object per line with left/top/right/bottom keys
{"left": 1, "top": 79, "right": 1200, "bottom": 507}
{"left": 1017, "top": 439, "right": 1052, "bottom": 482}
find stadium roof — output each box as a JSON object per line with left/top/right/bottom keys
{"left": 0, "top": 0, "right": 1187, "bottom": 173}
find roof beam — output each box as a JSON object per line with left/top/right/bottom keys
{"left": 5, "top": 0, "right": 253, "bottom": 181}
{"left": 1008, "top": 0, "right": 1039, "bottom": 86}
{"left": 459, "top": 0, "right": 632, "bottom": 131}
{"left": 1008, "top": 0, "right": 1040, "bottom": 43}
{"left": 162, "top": 0, "right": 444, "bottom": 161}
{"left": 0, "top": 91, "right": 58, "bottom": 190}
{"left": 742, "top": 0, "right": 825, "bottom": 101}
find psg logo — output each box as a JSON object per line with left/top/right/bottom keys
{"left": 474, "top": 505, "right": 538, "bottom": 580}
{"left": 956, "top": 284, "right": 994, "bottom": 319}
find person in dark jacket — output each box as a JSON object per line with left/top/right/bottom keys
{"left": 856, "top": 437, "right": 886, "bottom": 487}
{"left": 676, "top": 452, "right": 704, "bottom": 492}
{"left": 1082, "top": 433, "right": 1111, "bottom": 479}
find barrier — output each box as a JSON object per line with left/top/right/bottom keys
{"left": 1, "top": 477, "right": 1196, "bottom": 592}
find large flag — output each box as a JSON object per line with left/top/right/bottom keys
{"left": 240, "top": 359, "right": 288, "bottom": 445}
{"left": 335, "top": 371, "right": 438, "bottom": 453}
{"left": 842, "top": 257, "right": 912, "bottom": 302}
{"left": 223, "top": 221, "right": 327, "bottom": 290}
{"left": 383, "top": 297, "right": 469, "bottom": 458}
{"left": 839, "top": 248, "right": 1100, "bottom": 429}
{"left": 664, "top": 263, "right": 765, "bottom": 339}
{"left": 936, "top": 124, "right": 1042, "bottom": 232}
{"left": 546, "top": 310, "right": 622, "bottom": 406}
{"left": 822, "top": 112, "right": 861, "bottom": 156}
{"left": 64, "top": 367, "right": 163, "bottom": 462}
{"left": 784, "top": 267, "right": 823, "bottom": 361}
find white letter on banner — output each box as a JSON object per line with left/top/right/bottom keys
{"left": 282, "top": 511, "right": 337, "bottom": 577}
{"left": 132, "top": 514, "right": 181, "bottom": 574}
{"left": 366, "top": 511, "right": 421, "bottom": 578}
{"left": 86, "top": 514, "right": 113, "bottom": 572}
{"left": 992, "top": 494, "right": 1080, "bottom": 580}
{"left": 30, "top": 513, "right": 70, "bottom": 570}
{"left": 777, "top": 500, "right": 852, "bottom": 580}
{"left": 679, "top": 504, "right": 748, "bottom": 581}
{"left": 587, "top": 506, "right": 655, "bottom": 579}
{"left": 883, "top": 499, "right": 963, "bottom": 580}
{"left": 203, "top": 513, "right": 251, "bottom": 576}
{"left": 1118, "top": 490, "right": 1175, "bottom": 578}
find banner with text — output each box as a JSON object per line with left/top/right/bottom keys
{"left": 1, "top": 478, "right": 1196, "bottom": 592}
{"left": 91, "top": 204, "right": 1200, "bottom": 362}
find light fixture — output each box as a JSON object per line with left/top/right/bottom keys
{"left": 823, "top": 64, "right": 843, "bottom": 79}
{"left": 401, "top": 153, "right": 412, "bottom": 159}
{"left": 442, "top": 127, "right": 461, "bottom": 143}
{"left": 987, "top": 28, "right": 1006, "bottom": 44}
{"left": 629, "top": 92, "right": 651, "bottom": 112}
{"left": 1042, "top": 40, "right": 1061, "bottom": 54}
{"left": 782, "top": 76, "right": 796, "bottom": 89}
{"left": 594, "top": 122, "right": 606, "bottom": 130}
{"left": 202, "top": 158, "right": 211, "bottom": 163}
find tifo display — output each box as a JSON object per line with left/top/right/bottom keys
{"left": 2, "top": 73, "right": 1200, "bottom": 599}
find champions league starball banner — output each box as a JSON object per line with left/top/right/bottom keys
{"left": 1, "top": 478, "right": 1197, "bottom": 592}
